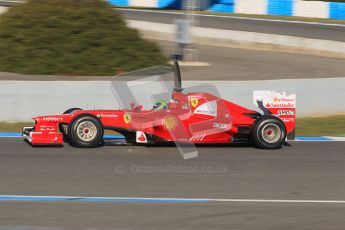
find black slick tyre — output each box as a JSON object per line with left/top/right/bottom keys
{"left": 251, "top": 115, "right": 286, "bottom": 149}
{"left": 68, "top": 115, "right": 103, "bottom": 148}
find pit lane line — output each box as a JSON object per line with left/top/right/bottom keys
{"left": 2, "top": 195, "right": 345, "bottom": 204}
{"left": 1, "top": 133, "right": 345, "bottom": 141}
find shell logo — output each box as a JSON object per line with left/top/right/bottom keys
{"left": 190, "top": 97, "right": 199, "bottom": 108}
{"left": 123, "top": 113, "right": 131, "bottom": 124}
{"left": 162, "top": 115, "right": 178, "bottom": 131}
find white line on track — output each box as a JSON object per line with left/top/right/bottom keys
{"left": 118, "top": 8, "right": 345, "bottom": 28}
{"left": 2, "top": 195, "right": 345, "bottom": 204}
{"left": 212, "top": 199, "right": 345, "bottom": 204}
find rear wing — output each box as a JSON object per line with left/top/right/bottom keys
{"left": 253, "top": 91, "right": 296, "bottom": 140}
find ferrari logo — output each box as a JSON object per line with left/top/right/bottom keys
{"left": 162, "top": 115, "right": 178, "bottom": 131}
{"left": 191, "top": 97, "right": 199, "bottom": 108}
{"left": 123, "top": 113, "right": 131, "bottom": 124}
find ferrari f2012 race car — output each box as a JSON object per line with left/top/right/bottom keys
{"left": 23, "top": 61, "right": 296, "bottom": 149}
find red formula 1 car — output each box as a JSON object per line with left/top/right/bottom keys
{"left": 23, "top": 61, "right": 296, "bottom": 149}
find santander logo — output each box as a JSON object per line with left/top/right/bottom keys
{"left": 267, "top": 97, "right": 296, "bottom": 108}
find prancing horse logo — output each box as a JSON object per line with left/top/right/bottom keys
{"left": 123, "top": 113, "right": 131, "bottom": 124}
{"left": 191, "top": 97, "right": 199, "bottom": 108}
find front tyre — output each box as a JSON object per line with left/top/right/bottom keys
{"left": 252, "top": 115, "right": 286, "bottom": 149}
{"left": 68, "top": 115, "right": 104, "bottom": 148}
{"left": 59, "top": 108, "right": 82, "bottom": 141}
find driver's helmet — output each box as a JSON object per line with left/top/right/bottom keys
{"left": 153, "top": 100, "right": 168, "bottom": 110}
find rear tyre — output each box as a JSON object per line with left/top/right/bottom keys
{"left": 59, "top": 108, "right": 82, "bottom": 141}
{"left": 251, "top": 115, "right": 286, "bottom": 149}
{"left": 68, "top": 115, "right": 104, "bottom": 148}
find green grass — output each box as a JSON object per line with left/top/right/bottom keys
{"left": 0, "top": 0, "right": 167, "bottom": 76}
{"left": 296, "top": 115, "right": 345, "bottom": 136}
{"left": 0, "top": 123, "right": 33, "bottom": 132}
{"left": 2, "top": 115, "right": 345, "bottom": 136}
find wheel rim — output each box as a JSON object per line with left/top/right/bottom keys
{"left": 76, "top": 121, "right": 98, "bottom": 142}
{"left": 261, "top": 123, "right": 282, "bottom": 144}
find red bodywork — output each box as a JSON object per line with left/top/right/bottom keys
{"left": 23, "top": 91, "right": 296, "bottom": 146}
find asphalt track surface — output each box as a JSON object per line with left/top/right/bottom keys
{"left": 1, "top": 40, "right": 345, "bottom": 81}
{"left": 157, "top": 40, "right": 345, "bottom": 80}
{"left": 119, "top": 8, "right": 345, "bottom": 42}
{"left": 1, "top": 138, "right": 345, "bottom": 229}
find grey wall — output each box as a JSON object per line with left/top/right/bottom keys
{"left": 1, "top": 78, "right": 344, "bottom": 122}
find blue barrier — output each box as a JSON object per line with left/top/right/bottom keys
{"left": 267, "top": 0, "right": 294, "bottom": 16}
{"left": 330, "top": 2, "right": 345, "bottom": 20}
{"left": 158, "top": 0, "right": 182, "bottom": 9}
{"left": 209, "top": 0, "right": 234, "bottom": 13}
{"left": 108, "top": 0, "right": 129, "bottom": 7}
{"left": 106, "top": 0, "right": 344, "bottom": 21}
